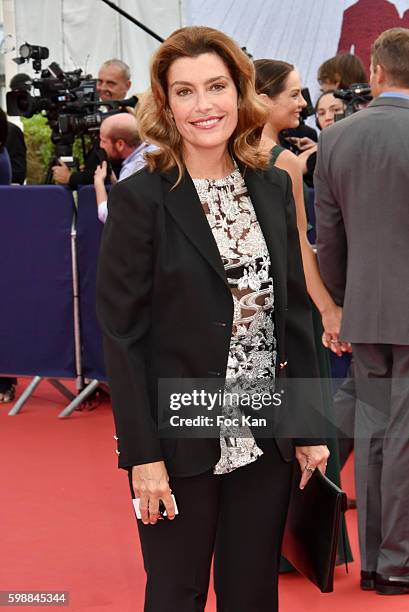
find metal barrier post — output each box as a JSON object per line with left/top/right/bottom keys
{"left": 8, "top": 376, "right": 42, "bottom": 415}
{"left": 58, "top": 379, "right": 100, "bottom": 418}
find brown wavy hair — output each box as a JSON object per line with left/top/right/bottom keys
{"left": 254, "top": 59, "right": 294, "bottom": 98}
{"left": 137, "top": 26, "right": 270, "bottom": 184}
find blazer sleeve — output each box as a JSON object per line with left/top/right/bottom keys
{"left": 314, "top": 133, "right": 347, "bottom": 306}
{"left": 282, "top": 174, "right": 327, "bottom": 447}
{"left": 96, "top": 176, "right": 163, "bottom": 469}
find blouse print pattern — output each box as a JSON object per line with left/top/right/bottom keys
{"left": 192, "top": 167, "right": 277, "bottom": 475}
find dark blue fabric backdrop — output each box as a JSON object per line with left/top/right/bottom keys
{"left": 77, "top": 186, "right": 107, "bottom": 381}
{"left": 0, "top": 185, "right": 76, "bottom": 377}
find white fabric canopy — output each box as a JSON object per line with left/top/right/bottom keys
{"left": 2, "top": 0, "right": 183, "bottom": 95}
{"left": 3, "top": 0, "right": 409, "bottom": 109}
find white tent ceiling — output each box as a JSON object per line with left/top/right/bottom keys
{"left": 3, "top": 0, "right": 409, "bottom": 107}
{"left": 2, "top": 0, "right": 184, "bottom": 95}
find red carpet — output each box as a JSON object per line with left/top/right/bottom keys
{"left": 1, "top": 378, "right": 409, "bottom": 611}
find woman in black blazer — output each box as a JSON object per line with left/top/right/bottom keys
{"left": 97, "top": 26, "right": 329, "bottom": 612}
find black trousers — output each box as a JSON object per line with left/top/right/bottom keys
{"left": 130, "top": 441, "right": 293, "bottom": 612}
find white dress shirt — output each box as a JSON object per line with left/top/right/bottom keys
{"left": 98, "top": 142, "right": 158, "bottom": 223}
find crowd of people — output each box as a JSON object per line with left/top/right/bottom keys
{"left": 2, "top": 21, "right": 409, "bottom": 610}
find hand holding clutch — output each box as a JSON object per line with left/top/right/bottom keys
{"left": 282, "top": 462, "right": 347, "bottom": 592}
{"left": 295, "top": 445, "right": 330, "bottom": 489}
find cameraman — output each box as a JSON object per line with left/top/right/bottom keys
{"left": 52, "top": 59, "right": 132, "bottom": 189}
{"left": 94, "top": 113, "right": 157, "bottom": 223}
{"left": 95, "top": 58, "right": 131, "bottom": 101}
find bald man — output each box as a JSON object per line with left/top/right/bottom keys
{"left": 94, "top": 113, "right": 157, "bottom": 223}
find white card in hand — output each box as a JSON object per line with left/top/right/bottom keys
{"left": 132, "top": 495, "right": 179, "bottom": 519}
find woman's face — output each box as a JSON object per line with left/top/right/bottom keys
{"left": 316, "top": 93, "right": 345, "bottom": 129}
{"left": 265, "top": 69, "right": 306, "bottom": 131}
{"left": 167, "top": 52, "right": 238, "bottom": 158}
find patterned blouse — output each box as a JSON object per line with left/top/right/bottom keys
{"left": 192, "top": 166, "right": 277, "bottom": 474}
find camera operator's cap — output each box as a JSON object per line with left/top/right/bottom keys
{"left": 9, "top": 73, "right": 32, "bottom": 91}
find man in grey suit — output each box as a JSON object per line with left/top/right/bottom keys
{"left": 315, "top": 27, "right": 409, "bottom": 595}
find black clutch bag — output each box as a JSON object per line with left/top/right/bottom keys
{"left": 281, "top": 462, "right": 347, "bottom": 593}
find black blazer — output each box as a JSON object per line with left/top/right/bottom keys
{"left": 96, "top": 161, "right": 323, "bottom": 477}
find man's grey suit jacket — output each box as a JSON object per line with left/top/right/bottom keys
{"left": 315, "top": 96, "right": 409, "bottom": 344}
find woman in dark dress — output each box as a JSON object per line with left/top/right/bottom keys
{"left": 254, "top": 60, "right": 344, "bottom": 349}
{"left": 254, "top": 59, "right": 353, "bottom": 565}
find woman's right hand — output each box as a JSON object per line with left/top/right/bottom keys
{"left": 132, "top": 460, "right": 176, "bottom": 525}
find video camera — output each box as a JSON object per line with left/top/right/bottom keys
{"left": 7, "top": 43, "right": 137, "bottom": 160}
{"left": 333, "top": 83, "right": 372, "bottom": 120}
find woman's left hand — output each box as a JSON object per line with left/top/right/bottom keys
{"left": 295, "top": 445, "right": 330, "bottom": 489}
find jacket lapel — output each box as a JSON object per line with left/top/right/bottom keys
{"left": 162, "top": 163, "right": 289, "bottom": 360}
{"left": 162, "top": 168, "right": 229, "bottom": 289}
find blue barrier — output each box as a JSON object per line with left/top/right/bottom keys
{"left": 76, "top": 186, "right": 107, "bottom": 381}
{"left": 0, "top": 185, "right": 76, "bottom": 378}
